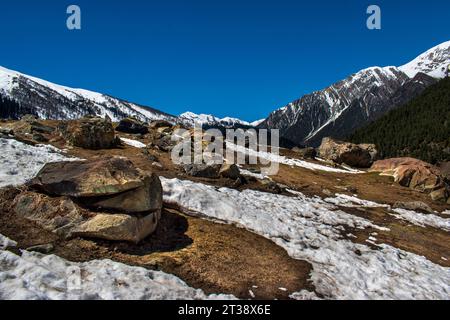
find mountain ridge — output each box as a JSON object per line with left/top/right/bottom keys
{"left": 258, "top": 40, "right": 450, "bottom": 147}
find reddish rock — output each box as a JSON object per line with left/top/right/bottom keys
{"left": 370, "top": 157, "right": 449, "bottom": 202}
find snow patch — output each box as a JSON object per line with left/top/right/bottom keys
{"left": 0, "top": 246, "right": 236, "bottom": 300}
{"left": 391, "top": 209, "right": 450, "bottom": 232}
{"left": 0, "top": 234, "right": 16, "bottom": 250}
{"left": 227, "top": 143, "right": 363, "bottom": 174}
{"left": 161, "top": 177, "right": 450, "bottom": 300}
{"left": 120, "top": 137, "right": 146, "bottom": 149}
{"left": 0, "top": 138, "right": 80, "bottom": 188}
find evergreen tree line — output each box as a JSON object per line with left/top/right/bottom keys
{"left": 0, "top": 94, "right": 35, "bottom": 120}
{"left": 349, "top": 77, "right": 450, "bottom": 164}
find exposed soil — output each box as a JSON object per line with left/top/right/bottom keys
{"left": 0, "top": 188, "right": 313, "bottom": 300}
{"left": 1, "top": 119, "right": 449, "bottom": 299}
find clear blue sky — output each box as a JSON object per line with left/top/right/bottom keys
{"left": 0, "top": 0, "right": 449, "bottom": 121}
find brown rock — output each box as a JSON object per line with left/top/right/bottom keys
{"left": 31, "top": 157, "right": 144, "bottom": 197}
{"left": 318, "top": 138, "right": 377, "bottom": 168}
{"left": 219, "top": 164, "right": 241, "bottom": 180}
{"left": 149, "top": 120, "right": 173, "bottom": 129}
{"left": 62, "top": 117, "right": 119, "bottom": 150}
{"left": 430, "top": 188, "right": 449, "bottom": 203}
{"left": 84, "top": 174, "right": 163, "bottom": 214}
{"left": 31, "top": 157, "right": 163, "bottom": 214}
{"left": 183, "top": 164, "right": 221, "bottom": 178}
{"left": 371, "top": 157, "right": 450, "bottom": 202}
{"left": 13, "top": 192, "right": 86, "bottom": 236}
{"left": 72, "top": 211, "right": 161, "bottom": 243}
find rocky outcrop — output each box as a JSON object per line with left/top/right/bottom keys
{"left": 21, "top": 156, "right": 163, "bottom": 242}
{"left": 116, "top": 117, "right": 149, "bottom": 135}
{"left": 60, "top": 117, "right": 120, "bottom": 149}
{"left": 318, "top": 138, "right": 378, "bottom": 168}
{"left": 371, "top": 158, "right": 449, "bottom": 203}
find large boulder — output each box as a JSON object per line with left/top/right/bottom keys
{"left": 19, "top": 156, "right": 163, "bottom": 242}
{"left": 72, "top": 211, "right": 161, "bottom": 244}
{"left": 318, "top": 138, "right": 378, "bottom": 168}
{"left": 371, "top": 158, "right": 449, "bottom": 202}
{"left": 116, "top": 118, "right": 149, "bottom": 135}
{"left": 149, "top": 120, "right": 173, "bottom": 129}
{"left": 61, "top": 117, "right": 119, "bottom": 149}
{"left": 31, "top": 157, "right": 163, "bottom": 213}
{"left": 31, "top": 157, "right": 144, "bottom": 197}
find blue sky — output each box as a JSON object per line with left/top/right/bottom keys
{"left": 0, "top": 0, "right": 449, "bottom": 121}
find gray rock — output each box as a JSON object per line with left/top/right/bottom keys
{"left": 27, "top": 244, "right": 55, "bottom": 254}
{"left": 393, "top": 201, "right": 434, "bottom": 214}
{"left": 183, "top": 164, "right": 221, "bottom": 178}
{"left": 116, "top": 118, "right": 149, "bottom": 135}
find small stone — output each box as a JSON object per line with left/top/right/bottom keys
{"left": 26, "top": 244, "right": 55, "bottom": 254}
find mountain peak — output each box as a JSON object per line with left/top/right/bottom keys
{"left": 179, "top": 111, "right": 261, "bottom": 128}
{"left": 399, "top": 40, "right": 450, "bottom": 78}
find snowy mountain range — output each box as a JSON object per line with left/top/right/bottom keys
{"left": 0, "top": 66, "right": 176, "bottom": 123}
{"left": 179, "top": 111, "right": 264, "bottom": 128}
{"left": 1, "top": 41, "right": 449, "bottom": 139}
{"left": 259, "top": 40, "right": 450, "bottom": 147}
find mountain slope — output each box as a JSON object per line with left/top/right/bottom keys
{"left": 349, "top": 77, "right": 450, "bottom": 164}
{"left": 399, "top": 41, "right": 450, "bottom": 78}
{"left": 259, "top": 41, "right": 450, "bottom": 147}
{"left": 0, "top": 66, "right": 176, "bottom": 122}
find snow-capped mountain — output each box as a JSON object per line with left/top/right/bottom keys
{"left": 179, "top": 111, "right": 263, "bottom": 128}
{"left": 399, "top": 41, "right": 450, "bottom": 79}
{"left": 259, "top": 41, "right": 449, "bottom": 147}
{"left": 0, "top": 66, "right": 176, "bottom": 122}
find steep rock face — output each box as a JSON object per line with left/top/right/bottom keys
{"left": 303, "top": 73, "right": 436, "bottom": 146}
{"left": 260, "top": 67, "right": 409, "bottom": 146}
{"left": 259, "top": 41, "right": 450, "bottom": 147}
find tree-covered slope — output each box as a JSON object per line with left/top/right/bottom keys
{"left": 349, "top": 77, "right": 450, "bottom": 164}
